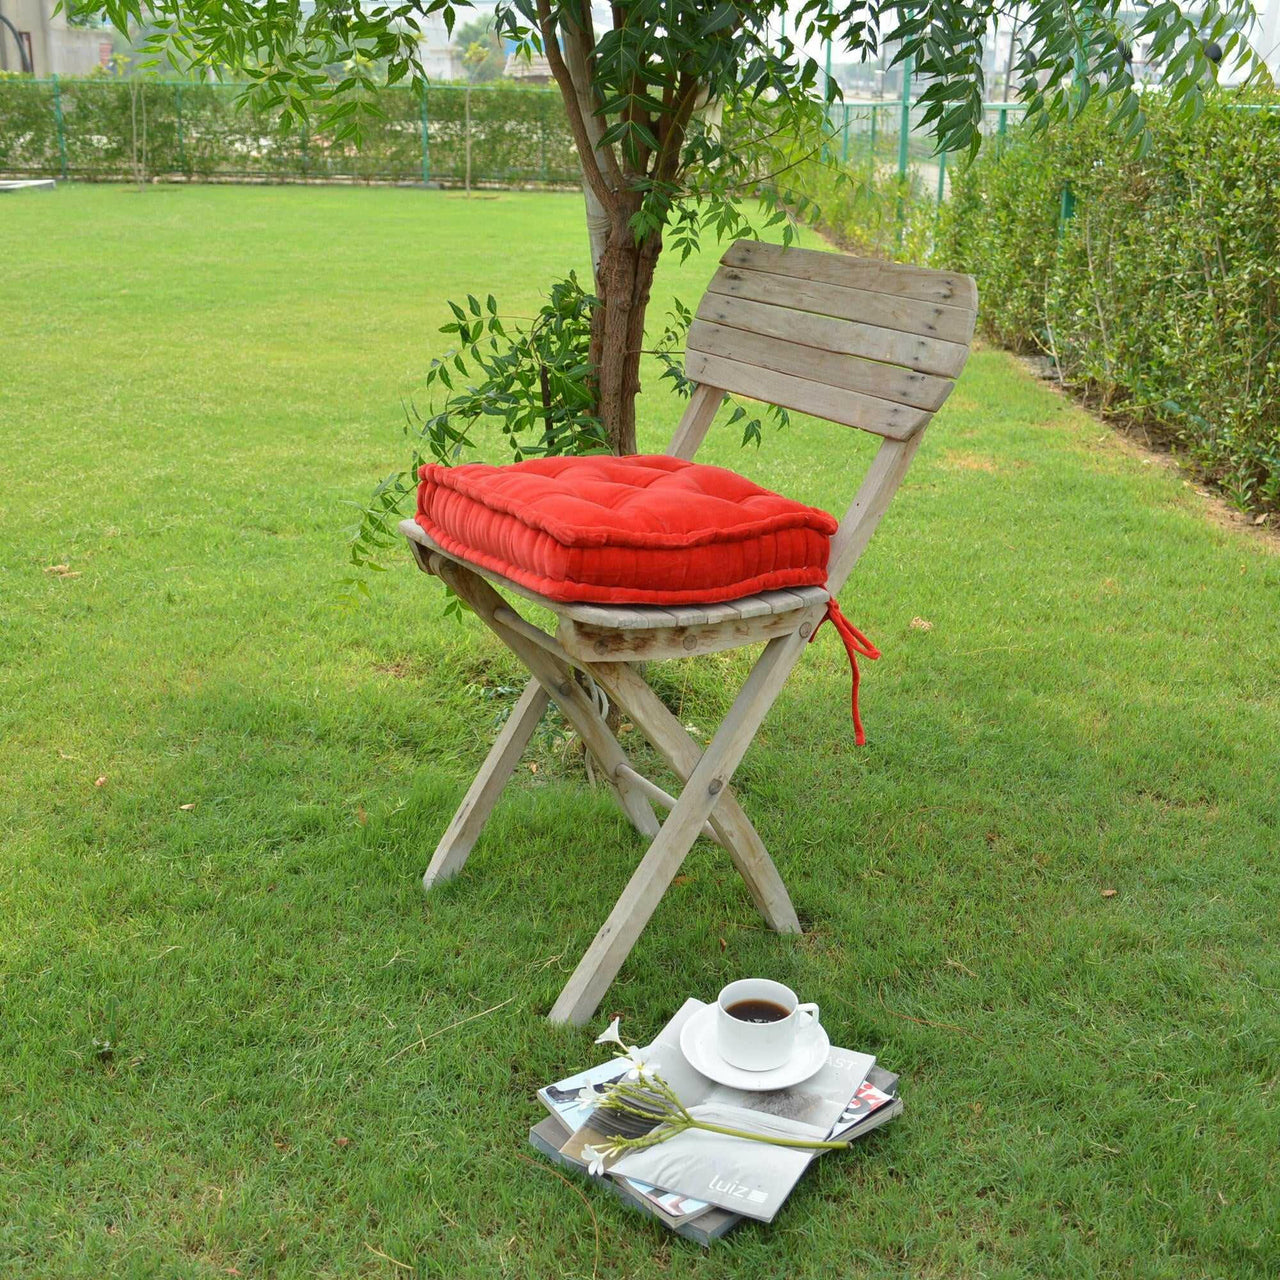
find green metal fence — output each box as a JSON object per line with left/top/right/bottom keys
{"left": 823, "top": 99, "right": 1030, "bottom": 205}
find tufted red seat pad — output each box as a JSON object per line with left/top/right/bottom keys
{"left": 415, "top": 454, "right": 837, "bottom": 604}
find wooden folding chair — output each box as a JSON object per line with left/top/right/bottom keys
{"left": 400, "top": 240, "right": 977, "bottom": 1024}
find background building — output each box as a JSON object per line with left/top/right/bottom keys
{"left": 0, "top": 0, "right": 108, "bottom": 75}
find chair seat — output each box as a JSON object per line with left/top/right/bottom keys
{"left": 400, "top": 519, "right": 829, "bottom": 628}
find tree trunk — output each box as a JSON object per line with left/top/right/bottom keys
{"left": 540, "top": 0, "right": 673, "bottom": 455}
{"left": 590, "top": 218, "right": 662, "bottom": 455}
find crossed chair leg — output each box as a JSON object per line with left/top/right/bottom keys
{"left": 414, "top": 547, "right": 808, "bottom": 1025}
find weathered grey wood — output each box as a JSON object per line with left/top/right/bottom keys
{"left": 721, "top": 239, "right": 978, "bottom": 310}
{"left": 557, "top": 600, "right": 824, "bottom": 663}
{"left": 586, "top": 659, "right": 802, "bottom": 937}
{"left": 687, "top": 318, "right": 954, "bottom": 411}
{"left": 665, "top": 382, "right": 726, "bottom": 460}
{"left": 549, "top": 631, "right": 811, "bottom": 1023}
{"left": 492, "top": 605, "right": 576, "bottom": 663}
{"left": 632, "top": 600, "right": 714, "bottom": 626}
{"left": 564, "top": 586, "right": 828, "bottom": 631}
{"left": 562, "top": 601, "right": 692, "bottom": 628}
{"left": 422, "top": 677, "right": 550, "bottom": 890}
{"left": 428, "top": 554, "right": 661, "bottom": 841}
{"left": 406, "top": 534, "right": 434, "bottom": 575}
{"left": 684, "top": 349, "right": 931, "bottom": 439}
{"left": 757, "top": 588, "right": 810, "bottom": 612}
{"left": 708, "top": 264, "right": 977, "bottom": 345}
{"left": 613, "top": 763, "right": 721, "bottom": 846}
{"left": 721, "top": 588, "right": 812, "bottom": 621}
{"left": 693, "top": 292, "right": 970, "bottom": 379}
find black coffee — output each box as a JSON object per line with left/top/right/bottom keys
{"left": 725, "top": 998, "right": 790, "bottom": 1024}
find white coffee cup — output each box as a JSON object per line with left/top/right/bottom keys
{"left": 715, "top": 978, "right": 820, "bottom": 1072}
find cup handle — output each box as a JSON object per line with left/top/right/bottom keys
{"left": 796, "top": 1002, "right": 820, "bottom": 1027}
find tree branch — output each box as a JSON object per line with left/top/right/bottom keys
{"left": 652, "top": 73, "right": 701, "bottom": 186}
{"left": 561, "top": 0, "right": 625, "bottom": 192}
{"left": 535, "top": 0, "right": 616, "bottom": 210}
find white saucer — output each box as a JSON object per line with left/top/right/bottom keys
{"left": 678, "top": 1002, "right": 830, "bottom": 1091}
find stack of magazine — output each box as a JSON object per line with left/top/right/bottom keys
{"left": 530, "top": 998, "right": 902, "bottom": 1243}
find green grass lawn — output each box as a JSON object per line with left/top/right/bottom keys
{"left": 2, "top": 184, "right": 1278, "bottom": 1280}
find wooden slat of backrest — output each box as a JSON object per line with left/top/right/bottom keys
{"left": 722, "top": 240, "right": 977, "bottom": 310}
{"left": 694, "top": 292, "right": 969, "bottom": 379}
{"left": 684, "top": 349, "right": 930, "bottom": 439}
{"left": 687, "top": 318, "right": 953, "bottom": 412}
{"left": 708, "top": 264, "right": 977, "bottom": 345}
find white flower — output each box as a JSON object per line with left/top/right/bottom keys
{"left": 623, "top": 1049, "right": 653, "bottom": 1081}
{"left": 581, "top": 1144, "right": 607, "bottom": 1177}
{"left": 594, "top": 1017, "right": 624, "bottom": 1048}
{"left": 575, "top": 1085, "right": 599, "bottom": 1108}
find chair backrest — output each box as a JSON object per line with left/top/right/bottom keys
{"left": 685, "top": 240, "right": 978, "bottom": 441}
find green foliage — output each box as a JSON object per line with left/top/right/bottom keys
{"left": 0, "top": 78, "right": 579, "bottom": 184}
{"left": 0, "top": 78, "right": 61, "bottom": 174}
{"left": 937, "top": 129, "right": 1067, "bottom": 347}
{"left": 785, "top": 150, "right": 937, "bottom": 264}
{"left": 941, "top": 95, "right": 1280, "bottom": 512}
{"left": 454, "top": 14, "right": 506, "bottom": 82}
{"left": 348, "top": 272, "right": 789, "bottom": 576}
{"left": 67, "top": 0, "right": 1268, "bottom": 161}
{"left": 427, "top": 277, "right": 604, "bottom": 464}
{"left": 348, "top": 274, "right": 606, "bottom": 576}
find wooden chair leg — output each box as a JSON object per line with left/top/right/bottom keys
{"left": 584, "top": 659, "right": 802, "bottom": 935}
{"left": 549, "top": 629, "right": 811, "bottom": 1025}
{"left": 423, "top": 676, "right": 550, "bottom": 890}
{"left": 429, "top": 556, "right": 660, "bottom": 840}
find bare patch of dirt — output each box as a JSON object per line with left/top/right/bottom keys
{"left": 373, "top": 659, "right": 423, "bottom": 679}
{"left": 939, "top": 450, "right": 1001, "bottom": 473}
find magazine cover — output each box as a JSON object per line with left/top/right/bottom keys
{"left": 829, "top": 1066, "right": 900, "bottom": 1140}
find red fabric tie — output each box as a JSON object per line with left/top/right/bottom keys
{"left": 809, "top": 597, "right": 881, "bottom": 746}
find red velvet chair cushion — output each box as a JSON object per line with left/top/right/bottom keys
{"left": 415, "top": 454, "right": 837, "bottom": 604}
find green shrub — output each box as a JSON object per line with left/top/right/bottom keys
{"left": 0, "top": 78, "right": 578, "bottom": 186}
{"left": 0, "top": 76, "right": 61, "bottom": 175}
{"left": 940, "top": 97, "right": 1280, "bottom": 511}
{"left": 787, "top": 153, "right": 937, "bottom": 263}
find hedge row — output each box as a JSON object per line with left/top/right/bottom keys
{"left": 785, "top": 155, "right": 938, "bottom": 264}
{"left": 939, "top": 98, "right": 1280, "bottom": 512}
{"left": 0, "top": 78, "right": 580, "bottom": 185}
